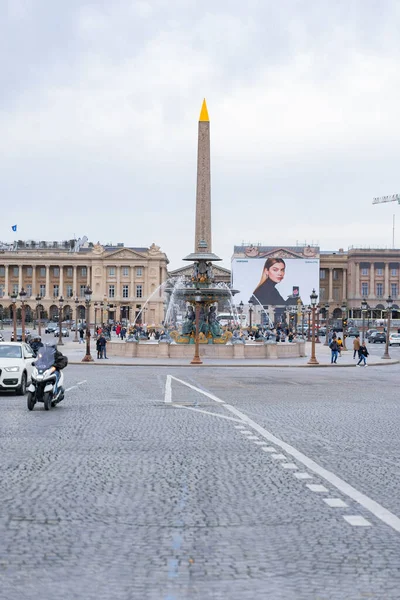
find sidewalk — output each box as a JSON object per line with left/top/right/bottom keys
{"left": 60, "top": 338, "right": 399, "bottom": 368}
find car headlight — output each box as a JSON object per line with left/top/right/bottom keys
{"left": 4, "top": 366, "right": 20, "bottom": 372}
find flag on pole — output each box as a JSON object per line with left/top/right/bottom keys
{"left": 11, "top": 225, "right": 17, "bottom": 232}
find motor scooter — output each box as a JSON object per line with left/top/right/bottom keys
{"left": 27, "top": 346, "right": 65, "bottom": 411}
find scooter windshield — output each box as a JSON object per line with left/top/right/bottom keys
{"left": 35, "top": 346, "right": 56, "bottom": 371}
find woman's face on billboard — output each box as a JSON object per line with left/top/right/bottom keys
{"left": 265, "top": 262, "right": 285, "bottom": 283}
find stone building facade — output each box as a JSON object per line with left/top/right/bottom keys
{"left": 0, "top": 240, "right": 169, "bottom": 326}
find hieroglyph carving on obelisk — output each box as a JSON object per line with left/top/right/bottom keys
{"left": 195, "top": 99, "right": 211, "bottom": 254}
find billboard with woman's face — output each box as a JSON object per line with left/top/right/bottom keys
{"left": 231, "top": 246, "right": 320, "bottom": 307}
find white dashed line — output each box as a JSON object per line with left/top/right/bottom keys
{"left": 247, "top": 436, "right": 259, "bottom": 440}
{"left": 261, "top": 447, "right": 277, "bottom": 453}
{"left": 306, "top": 484, "right": 329, "bottom": 493}
{"left": 271, "top": 454, "right": 286, "bottom": 460}
{"left": 76, "top": 380, "right": 87, "bottom": 385}
{"left": 253, "top": 441, "right": 268, "bottom": 445}
{"left": 240, "top": 430, "right": 253, "bottom": 435}
{"left": 343, "top": 515, "right": 371, "bottom": 527}
{"left": 282, "top": 463, "right": 298, "bottom": 470}
{"left": 294, "top": 473, "right": 313, "bottom": 480}
{"left": 324, "top": 498, "right": 348, "bottom": 508}
{"left": 65, "top": 386, "right": 77, "bottom": 392}
{"left": 234, "top": 425, "right": 246, "bottom": 429}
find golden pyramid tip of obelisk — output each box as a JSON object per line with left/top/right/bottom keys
{"left": 199, "top": 98, "right": 209, "bottom": 122}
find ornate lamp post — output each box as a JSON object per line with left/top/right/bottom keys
{"left": 315, "top": 306, "right": 320, "bottom": 344}
{"left": 301, "top": 305, "right": 306, "bottom": 338}
{"left": 324, "top": 303, "right": 330, "bottom": 346}
{"left": 307, "top": 306, "right": 311, "bottom": 341}
{"left": 361, "top": 297, "right": 368, "bottom": 343}
{"left": 57, "top": 296, "right": 64, "bottom": 346}
{"left": 19, "top": 287, "right": 27, "bottom": 342}
{"left": 82, "top": 286, "right": 93, "bottom": 362}
{"left": 11, "top": 291, "right": 17, "bottom": 341}
{"left": 0, "top": 305, "right": 3, "bottom": 330}
{"left": 341, "top": 302, "right": 347, "bottom": 350}
{"left": 73, "top": 297, "right": 80, "bottom": 342}
{"left": 191, "top": 296, "right": 203, "bottom": 365}
{"left": 382, "top": 295, "right": 393, "bottom": 360}
{"left": 248, "top": 298, "right": 254, "bottom": 329}
{"left": 93, "top": 302, "right": 98, "bottom": 336}
{"left": 237, "top": 300, "right": 244, "bottom": 328}
{"left": 307, "top": 289, "right": 319, "bottom": 365}
{"left": 35, "top": 294, "right": 42, "bottom": 336}
{"left": 100, "top": 301, "right": 104, "bottom": 327}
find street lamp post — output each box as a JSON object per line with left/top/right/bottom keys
{"left": 82, "top": 286, "right": 93, "bottom": 362}
{"left": 248, "top": 299, "right": 254, "bottom": 329}
{"left": 315, "top": 306, "right": 320, "bottom": 344}
{"left": 341, "top": 302, "right": 347, "bottom": 350}
{"left": 35, "top": 294, "right": 42, "bottom": 337}
{"left": 307, "top": 289, "right": 319, "bottom": 365}
{"left": 93, "top": 302, "right": 98, "bottom": 336}
{"left": 100, "top": 301, "right": 104, "bottom": 327}
{"left": 10, "top": 291, "right": 17, "bottom": 341}
{"left": 307, "top": 307, "right": 311, "bottom": 341}
{"left": 74, "top": 297, "right": 80, "bottom": 342}
{"left": 324, "top": 303, "right": 330, "bottom": 346}
{"left": 382, "top": 295, "right": 393, "bottom": 360}
{"left": 57, "top": 296, "right": 64, "bottom": 346}
{"left": 361, "top": 297, "right": 368, "bottom": 343}
{"left": 191, "top": 296, "right": 203, "bottom": 365}
{"left": 301, "top": 305, "right": 306, "bottom": 338}
{"left": 19, "top": 287, "right": 27, "bottom": 342}
{"left": 238, "top": 300, "right": 244, "bottom": 328}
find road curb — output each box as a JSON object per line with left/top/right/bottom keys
{"left": 67, "top": 360, "right": 400, "bottom": 368}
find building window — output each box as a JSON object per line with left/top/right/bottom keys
{"left": 66, "top": 285, "right": 73, "bottom": 298}
{"left": 53, "top": 285, "right": 59, "bottom": 298}
{"left": 109, "top": 285, "right": 115, "bottom": 298}
{"left": 81, "top": 267, "right": 87, "bottom": 277}
{"left": 333, "top": 270, "right": 339, "bottom": 280}
{"left": 391, "top": 283, "right": 398, "bottom": 298}
{"left": 40, "top": 267, "right": 46, "bottom": 277}
{"left": 136, "top": 267, "right": 143, "bottom": 277}
{"left": 80, "top": 285, "right": 86, "bottom": 297}
{"left": 376, "top": 283, "right": 383, "bottom": 297}
{"left": 108, "top": 267, "right": 115, "bottom": 277}
{"left": 13, "top": 267, "right": 18, "bottom": 276}
{"left": 391, "top": 268, "right": 398, "bottom": 276}
{"left": 361, "top": 283, "right": 369, "bottom": 296}
{"left": 26, "top": 267, "right": 32, "bottom": 276}
{"left": 13, "top": 284, "right": 19, "bottom": 295}
{"left": 0, "top": 285, "right": 4, "bottom": 297}
{"left": 0, "top": 267, "right": 4, "bottom": 276}
{"left": 122, "top": 285, "right": 129, "bottom": 298}
{"left": 26, "top": 285, "right": 32, "bottom": 297}
{"left": 376, "top": 268, "right": 383, "bottom": 276}
{"left": 122, "top": 267, "right": 129, "bottom": 277}
{"left": 53, "top": 267, "right": 59, "bottom": 276}
{"left": 361, "top": 268, "right": 368, "bottom": 276}
{"left": 67, "top": 267, "right": 73, "bottom": 277}
{"left": 136, "top": 285, "right": 142, "bottom": 298}
{"left": 319, "top": 287, "right": 325, "bottom": 300}
{"left": 39, "top": 284, "right": 46, "bottom": 297}
{"left": 333, "top": 288, "right": 340, "bottom": 301}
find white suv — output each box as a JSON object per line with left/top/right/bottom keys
{"left": 0, "top": 342, "right": 36, "bottom": 394}
{"left": 389, "top": 333, "right": 400, "bottom": 346}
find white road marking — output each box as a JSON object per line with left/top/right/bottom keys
{"left": 246, "top": 436, "right": 259, "bottom": 440}
{"left": 169, "top": 375, "right": 225, "bottom": 403}
{"left": 234, "top": 425, "right": 246, "bottom": 429}
{"left": 65, "top": 386, "right": 77, "bottom": 392}
{"left": 170, "top": 376, "right": 400, "bottom": 534}
{"left": 306, "top": 484, "right": 329, "bottom": 493}
{"left": 171, "top": 404, "right": 242, "bottom": 423}
{"left": 294, "top": 473, "right": 313, "bottom": 480}
{"left": 282, "top": 463, "right": 298, "bottom": 470}
{"left": 76, "top": 380, "right": 87, "bottom": 385}
{"left": 261, "top": 447, "right": 277, "bottom": 453}
{"left": 343, "top": 515, "right": 371, "bottom": 527}
{"left": 240, "top": 430, "right": 253, "bottom": 435}
{"left": 324, "top": 498, "right": 348, "bottom": 508}
{"left": 271, "top": 454, "right": 286, "bottom": 460}
{"left": 254, "top": 441, "right": 268, "bottom": 445}
{"left": 165, "top": 374, "right": 172, "bottom": 403}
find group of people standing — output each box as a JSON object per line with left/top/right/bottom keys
{"left": 329, "top": 332, "right": 369, "bottom": 365}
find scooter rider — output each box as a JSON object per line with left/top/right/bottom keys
{"left": 49, "top": 344, "right": 68, "bottom": 397}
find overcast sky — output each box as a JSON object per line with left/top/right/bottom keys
{"left": 2, "top": 0, "right": 400, "bottom": 269}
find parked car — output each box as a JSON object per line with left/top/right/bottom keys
{"left": 10, "top": 329, "right": 32, "bottom": 343}
{"left": 318, "top": 326, "right": 326, "bottom": 336}
{"left": 45, "top": 323, "right": 58, "bottom": 334}
{"left": 346, "top": 327, "right": 360, "bottom": 337}
{"left": 54, "top": 328, "right": 69, "bottom": 337}
{"left": 368, "top": 331, "right": 386, "bottom": 343}
{"left": 366, "top": 329, "right": 378, "bottom": 338}
{"left": 0, "top": 342, "right": 36, "bottom": 394}
{"left": 389, "top": 332, "right": 400, "bottom": 346}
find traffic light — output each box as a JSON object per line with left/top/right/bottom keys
{"left": 343, "top": 318, "right": 348, "bottom": 327}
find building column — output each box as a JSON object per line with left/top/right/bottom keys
{"left": 59, "top": 266, "right": 64, "bottom": 297}
{"left": 370, "top": 264, "right": 375, "bottom": 299}
{"left": 130, "top": 266, "right": 134, "bottom": 301}
{"left": 32, "top": 265, "right": 36, "bottom": 297}
{"left": 4, "top": 265, "right": 9, "bottom": 297}
{"left": 342, "top": 268, "right": 347, "bottom": 301}
{"left": 103, "top": 266, "right": 108, "bottom": 298}
{"left": 116, "top": 266, "right": 121, "bottom": 301}
{"left": 86, "top": 266, "right": 91, "bottom": 286}
{"left": 45, "top": 265, "right": 50, "bottom": 299}
{"left": 328, "top": 268, "right": 333, "bottom": 302}
{"left": 73, "top": 266, "right": 77, "bottom": 297}
{"left": 355, "top": 263, "right": 360, "bottom": 298}
{"left": 385, "top": 263, "right": 389, "bottom": 297}
{"left": 18, "top": 265, "right": 23, "bottom": 291}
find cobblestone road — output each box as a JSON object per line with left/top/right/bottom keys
{"left": 1, "top": 364, "right": 400, "bottom": 599}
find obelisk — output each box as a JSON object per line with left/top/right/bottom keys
{"left": 183, "top": 99, "right": 221, "bottom": 264}
{"left": 195, "top": 99, "right": 211, "bottom": 253}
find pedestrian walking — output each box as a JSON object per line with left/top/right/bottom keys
{"left": 79, "top": 327, "right": 84, "bottom": 344}
{"left": 330, "top": 339, "right": 339, "bottom": 363}
{"left": 337, "top": 337, "right": 343, "bottom": 357}
{"left": 98, "top": 334, "right": 108, "bottom": 359}
{"left": 357, "top": 342, "right": 369, "bottom": 366}
{"left": 353, "top": 335, "right": 360, "bottom": 359}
